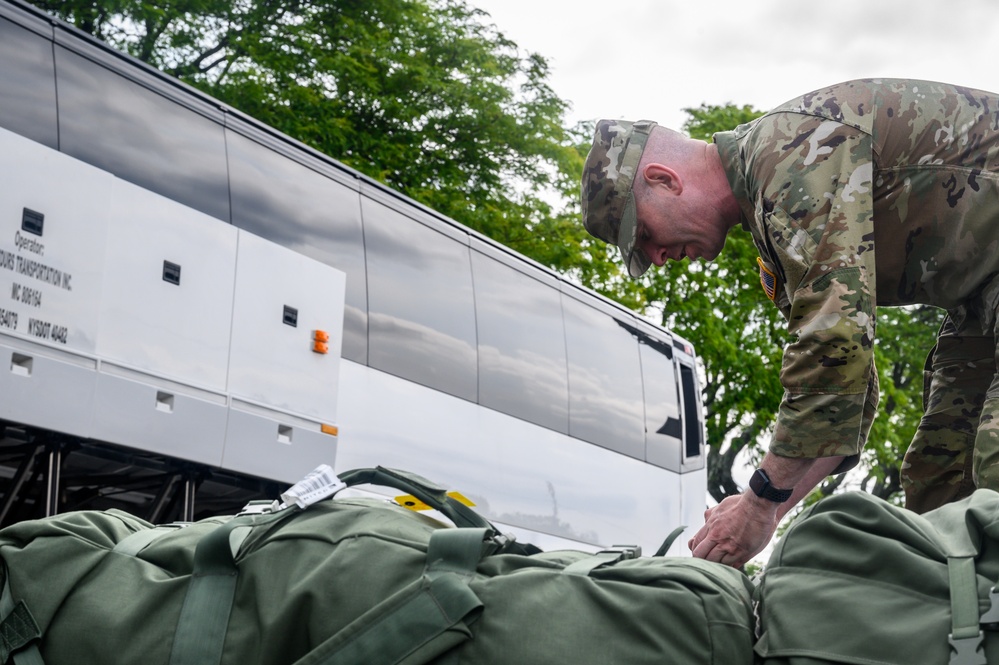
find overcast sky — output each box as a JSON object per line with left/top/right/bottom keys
{"left": 471, "top": 0, "right": 999, "bottom": 131}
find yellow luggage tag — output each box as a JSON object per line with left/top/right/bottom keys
{"left": 396, "top": 491, "right": 475, "bottom": 511}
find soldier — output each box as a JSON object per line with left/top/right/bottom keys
{"left": 580, "top": 79, "right": 999, "bottom": 568}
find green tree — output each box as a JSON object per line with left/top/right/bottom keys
{"left": 36, "top": 0, "right": 630, "bottom": 291}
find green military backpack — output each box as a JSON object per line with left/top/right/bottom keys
{"left": 0, "top": 466, "right": 757, "bottom": 665}
{"left": 756, "top": 489, "right": 999, "bottom": 665}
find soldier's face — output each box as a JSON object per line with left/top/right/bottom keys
{"left": 636, "top": 198, "right": 727, "bottom": 267}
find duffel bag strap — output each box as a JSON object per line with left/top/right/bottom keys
{"left": 947, "top": 555, "right": 987, "bottom": 665}
{"left": 0, "top": 570, "right": 43, "bottom": 665}
{"left": 113, "top": 523, "right": 189, "bottom": 557}
{"left": 424, "top": 527, "right": 489, "bottom": 579}
{"left": 167, "top": 518, "right": 243, "bottom": 665}
{"left": 290, "top": 528, "right": 488, "bottom": 665}
{"left": 563, "top": 545, "right": 642, "bottom": 577}
{"left": 931, "top": 501, "right": 991, "bottom": 664}
{"left": 654, "top": 526, "right": 687, "bottom": 557}
{"left": 167, "top": 510, "right": 292, "bottom": 665}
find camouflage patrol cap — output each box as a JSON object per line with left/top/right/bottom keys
{"left": 581, "top": 119, "right": 658, "bottom": 278}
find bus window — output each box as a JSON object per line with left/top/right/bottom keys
{"left": 680, "top": 362, "right": 703, "bottom": 459}
{"left": 562, "top": 294, "right": 645, "bottom": 459}
{"left": 0, "top": 15, "right": 57, "bottom": 148}
{"left": 639, "top": 339, "right": 683, "bottom": 471}
{"left": 471, "top": 244, "right": 569, "bottom": 433}
{"left": 362, "top": 192, "right": 477, "bottom": 402}
{"left": 54, "top": 46, "right": 229, "bottom": 221}
{"left": 226, "top": 127, "right": 368, "bottom": 364}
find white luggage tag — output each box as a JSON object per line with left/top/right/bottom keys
{"left": 278, "top": 464, "right": 346, "bottom": 510}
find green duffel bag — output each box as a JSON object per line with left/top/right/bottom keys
{"left": 755, "top": 489, "right": 999, "bottom": 665}
{"left": 0, "top": 466, "right": 757, "bottom": 665}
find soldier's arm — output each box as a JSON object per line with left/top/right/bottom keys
{"left": 757, "top": 118, "right": 879, "bottom": 468}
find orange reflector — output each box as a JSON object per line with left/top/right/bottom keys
{"left": 313, "top": 329, "right": 330, "bottom": 343}
{"left": 312, "top": 341, "right": 328, "bottom": 354}
{"left": 395, "top": 491, "right": 475, "bottom": 511}
{"left": 321, "top": 423, "right": 339, "bottom": 436}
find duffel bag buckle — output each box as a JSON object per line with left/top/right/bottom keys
{"left": 238, "top": 499, "right": 281, "bottom": 516}
{"left": 980, "top": 587, "right": 999, "bottom": 627}
{"left": 600, "top": 545, "right": 642, "bottom": 560}
{"left": 948, "top": 631, "right": 986, "bottom": 665}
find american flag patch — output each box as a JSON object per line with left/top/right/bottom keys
{"left": 757, "top": 256, "right": 777, "bottom": 300}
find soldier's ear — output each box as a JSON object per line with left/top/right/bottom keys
{"left": 641, "top": 163, "right": 683, "bottom": 196}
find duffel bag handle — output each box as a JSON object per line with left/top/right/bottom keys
{"left": 336, "top": 467, "right": 496, "bottom": 533}
{"left": 336, "top": 467, "right": 541, "bottom": 557}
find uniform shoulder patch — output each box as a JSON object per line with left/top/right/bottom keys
{"left": 757, "top": 256, "right": 777, "bottom": 301}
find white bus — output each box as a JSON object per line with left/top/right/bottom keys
{"left": 0, "top": 0, "right": 707, "bottom": 553}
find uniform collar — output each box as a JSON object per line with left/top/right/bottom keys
{"left": 712, "top": 131, "right": 755, "bottom": 229}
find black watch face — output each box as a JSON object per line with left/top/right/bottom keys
{"left": 750, "top": 469, "right": 768, "bottom": 495}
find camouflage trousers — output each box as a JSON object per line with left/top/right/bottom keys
{"left": 901, "top": 285, "right": 999, "bottom": 513}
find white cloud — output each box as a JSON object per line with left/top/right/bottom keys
{"left": 473, "top": 0, "right": 999, "bottom": 131}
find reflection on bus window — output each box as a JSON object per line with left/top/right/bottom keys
{"left": 55, "top": 47, "right": 229, "bottom": 221}
{"left": 0, "top": 17, "right": 57, "bottom": 148}
{"left": 472, "top": 248, "right": 569, "bottom": 433}
{"left": 363, "top": 195, "right": 477, "bottom": 402}
{"left": 562, "top": 296, "right": 645, "bottom": 458}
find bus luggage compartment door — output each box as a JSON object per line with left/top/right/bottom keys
{"left": 222, "top": 230, "right": 345, "bottom": 483}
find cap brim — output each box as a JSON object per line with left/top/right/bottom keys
{"left": 617, "top": 194, "right": 652, "bottom": 278}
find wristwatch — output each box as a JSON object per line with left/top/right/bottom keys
{"left": 749, "top": 468, "right": 793, "bottom": 503}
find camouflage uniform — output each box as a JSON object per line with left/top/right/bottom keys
{"left": 713, "top": 79, "right": 999, "bottom": 512}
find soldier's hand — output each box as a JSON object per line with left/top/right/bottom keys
{"left": 688, "top": 493, "right": 779, "bottom": 569}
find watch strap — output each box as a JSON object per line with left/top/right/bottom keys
{"left": 749, "top": 468, "right": 793, "bottom": 503}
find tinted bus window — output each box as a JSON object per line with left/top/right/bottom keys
{"left": 226, "top": 128, "right": 368, "bottom": 363}
{"left": 639, "top": 339, "right": 683, "bottom": 471}
{"left": 0, "top": 16, "right": 57, "bottom": 148}
{"left": 362, "top": 192, "right": 477, "bottom": 401}
{"left": 562, "top": 295, "right": 645, "bottom": 458}
{"left": 680, "top": 363, "right": 703, "bottom": 459}
{"left": 471, "top": 245, "right": 569, "bottom": 433}
{"left": 54, "top": 46, "right": 229, "bottom": 221}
